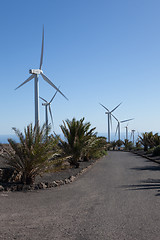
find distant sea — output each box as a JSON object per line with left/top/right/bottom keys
{"left": 0, "top": 132, "right": 139, "bottom": 144}
{"left": 0, "top": 135, "right": 19, "bottom": 144}
{"left": 98, "top": 132, "right": 139, "bottom": 142}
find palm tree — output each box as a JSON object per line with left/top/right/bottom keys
{"left": 147, "top": 132, "right": 155, "bottom": 149}
{"left": 123, "top": 139, "right": 133, "bottom": 151}
{"left": 1, "top": 124, "right": 56, "bottom": 184}
{"left": 139, "top": 132, "right": 151, "bottom": 151}
{"left": 116, "top": 140, "right": 123, "bottom": 150}
{"left": 135, "top": 140, "right": 142, "bottom": 150}
{"left": 110, "top": 141, "right": 117, "bottom": 151}
{"left": 153, "top": 133, "right": 160, "bottom": 147}
{"left": 59, "top": 118, "right": 96, "bottom": 167}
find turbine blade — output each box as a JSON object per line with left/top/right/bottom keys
{"left": 49, "top": 105, "right": 53, "bottom": 126}
{"left": 49, "top": 86, "right": 60, "bottom": 103}
{"left": 111, "top": 102, "right": 122, "bottom": 113}
{"left": 120, "top": 118, "right": 134, "bottom": 123}
{"left": 39, "top": 96, "right": 47, "bottom": 103}
{"left": 99, "top": 103, "right": 109, "bottom": 112}
{"left": 39, "top": 25, "right": 44, "bottom": 70}
{"left": 111, "top": 113, "right": 118, "bottom": 122}
{"left": 115, "top": 124, "right": 118, "bottom": 136}
{"left": 41, "top": 73, "right": 68, "bottom": 100}
{"left": 15, "top": 74, "right": 34, "bottom": 90}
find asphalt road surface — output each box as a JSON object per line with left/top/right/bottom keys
{"left": 1, "top": 151, "right": 160, "bottom": 240}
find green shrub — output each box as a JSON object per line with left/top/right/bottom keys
{"left": 116, "top": 140, "right": 123, "bottom": 150}
{"left": 147, "top": 148, "right": 154, "bottom": 154}
{"left": 91, "top": 149, "right": 107, "bottom": 159}
{"left": 123, "top": 139, "right": 133, "bottom": 151}
{"left": 82, "top": 136, "right": 107, "bottom": 160}
{"left": 153, "top": 145, "right": 160, "bottom": 156}
{"left": 135, "top": 141, "right": 143, "bottom": 150}
{"left": 110, "top": 141, "right": 117, "bottom": 150}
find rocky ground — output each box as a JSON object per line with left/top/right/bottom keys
{"left": 0, "top": 145, "right": 98, "bottom": 192}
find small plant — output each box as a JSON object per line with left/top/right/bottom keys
{"left": 135, "top": 141, "right": 142, "bottom": 150}
{"left": 153, "top": 133, "right": 160, "bottom": 146}
{"left": 110, "top": 141, "right": 117, "bottom": 150}
{"left": 123, "top": 139, "right": 133, "bottom": 151}
{"left": 116, "top": 140, "right": 123, "bottom": 150}
{"left": 1, "top": 124, "right": 56, "bottom": 185}
{"left": 139, "top": 132, "right": 155, "bottom": 151}
{"left": 147, "top": 148, "right": 154, "bottom": 154}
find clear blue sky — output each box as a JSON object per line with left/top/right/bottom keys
{"left": 0, "top": 0, "right": 160, "bottom": 139}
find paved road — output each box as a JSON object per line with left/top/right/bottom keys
{"left": 1, "top": 151, "right": 160, "bottom": 240}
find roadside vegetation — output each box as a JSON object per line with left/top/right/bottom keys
{"left": 0, "top": 124, "right": 56, "bottom": 184}
{"left": 109, "top": 139, "right": 133, "bottom": 151}
{"left": 0, "top": 118, "right": 107, "bottom": 185}
{"left": 137, "top": 132, "right": 160, "bottom": 157}
{"left": 59, "top": 118, "right": 107, "bottom": 167}
{"left": 108, "top": 131, "right": 160, "bottom": 159}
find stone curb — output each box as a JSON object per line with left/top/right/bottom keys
{"left": 0, "top": 158, "right": 100, "bottom": 192}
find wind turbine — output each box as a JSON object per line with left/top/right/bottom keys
{"left": 40, "top": 88, "right": 59, "bottom": 131}
{"left": 131, "top": 129, "right": 136, "bottom": 146}
{"left": 113, "top": 115, "right": 134, "bottom": 141}
{"left": 99, "top": 102, "right": 122, "bottom": 142}
{"left": 15, "top": 26, "right": 68, "bottom": 126}
{"left": 125, "top": 124, "right": 129, "bottom": 140}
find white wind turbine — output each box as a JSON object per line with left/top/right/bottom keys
{"left": 40, "top": 88, "right": 59, "bottom": 131}
{"left": 113, "top": 115, "right": 134, "bottom": 141}
{"left": 99, "top": 102, "right": 122, "bottom": 142}
{"left": 15, "top": 26, "right": 68, "bottom": 126}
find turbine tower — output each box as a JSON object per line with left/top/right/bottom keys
{"left": 131, "top": 129, "right": 136, "bottom": 146}
{"left": 113, "top": 115, "right": 134, "bottom": 141}
{"left": 15, "top": 26, "right": 68, "bottom": 126}
{"left": 125, "top": 124, "right": 129, "bottom": 140}
{"left": 99, "top": 102, "right": 122, "bottom": 142}
{"left": 40, "top": 88, "right": 59, "bottom": 131}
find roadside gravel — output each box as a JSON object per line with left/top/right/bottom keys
{"left": 35, "top": 159, "right": 96, "bottom": 183}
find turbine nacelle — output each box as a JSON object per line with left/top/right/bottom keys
{"left": 42, "top": 102, "right": 49, "bottom": 106}
{"left": 29, "top": 69, "right": 43, "bottom": 75}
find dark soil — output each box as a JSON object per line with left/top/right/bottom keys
{"left": 35, "top": 160, "right": 95, "bottom": 183}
